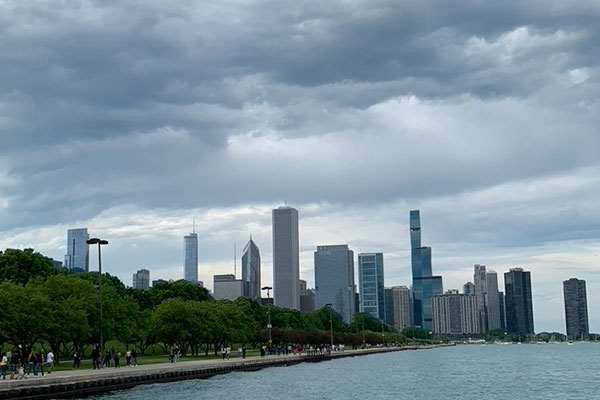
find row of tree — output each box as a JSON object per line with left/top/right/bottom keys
{"left": 0, "top": 248, "right": 418, "bottom": 362}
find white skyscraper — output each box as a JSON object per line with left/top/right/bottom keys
{"left": 133, "top": 268, "right": 150, "bottom": 290}
{"left": 272, "top": 206, "right": 300, "bottom": 310}
{"left": 64, "top": 228, "right": 89, "bottom": 272}
{"left": 183, "top": 231, "right": 198, "bottom": 283}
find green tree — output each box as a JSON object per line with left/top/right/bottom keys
{"left": 0, "top": 248, "right": 61, "bottom": 285}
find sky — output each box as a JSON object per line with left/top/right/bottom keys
{"left": 1, "top": 0, "right": 599, "bottom": 333}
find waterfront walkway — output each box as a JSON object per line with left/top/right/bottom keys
{"left": 0, "top": 345, "right": 445, "bottom": 399}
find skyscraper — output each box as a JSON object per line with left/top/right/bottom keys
{"left": 473, "top": 264, "right": 488, "bottom": 333}
{"left": 563, "top": 278, "right": 589, "bottom": 340}
{"left": 241, "top": 237, "right": 261, "bottom": 301}
{"left": 272, "top": 206, "right": 300, "bottom": 310}
{"left": 314, "top": 245, "right": 355, "bottom": 323}
{"left": 486, "top": 270, "right": 502, "bottom": 331}
{"left": 300, "top": 279, "right": 316, "bottom": 313}
{"left": 391, "top": 286, "right": 413, "bottom": 332}
{"left": 64, "top": 228, "right": 90, "bottom": 273}
{"left": 463, "top": 282, "right": 475, "bottom": 295}
{"left": 499, "top": 291, "right": 507, "bottom": 332}
{"left": 132, "top": 268, "right": 150, "bottom": 290}
{"left": 504, "top": 268, "right": 535, "bottom": 336}
{"left": 410, "top": 210, "right": 443, "bottom": 330}
{"left": 183, "top": 231, "right": 198, "bottom": 283}
{"left": 432, "top": 289, "right": 480, "bottom": 335}
{"left": 358, "top": 253, "right": 385, "bottom": 321}
{"left": 384, "top": 288, "right": 394, "bottom": 326}
{"left": 213, "top": 274, "right": 243, "bottom": 301}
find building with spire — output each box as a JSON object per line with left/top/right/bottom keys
{"left": 183, "top": 221, "right": 198, "bottom": 283}
{"left": 410, "top": 210, "right": 443, "bottom": 330}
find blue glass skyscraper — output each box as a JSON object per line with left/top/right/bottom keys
{"left": 358, "top": 253, "right": 385, "bottom": 322}
{"left": 410, "top": 210, "right": 443, "bottom": 331}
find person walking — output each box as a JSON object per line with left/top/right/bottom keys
{"left": 25, "top": 350, "right": 36, "bottom": 377}
{"left": 35, "top": 349, "right": 45, "bottom": 377}
{"left": 9, "top": 349, "right": 19, "bottom": 380}
{"left": 113, "top": 350, "right": 120, "bottom": 368}
{"left": 125, "top": 350, "right": 131, "bottom": 367}
{"left": 0, "top": 352, "right": 8, "bottom": 379}
{"left": 131, "top": 349, "right": 137, "bottom": 366}
{"left": 72, "top": 351, "right": 81, "bottom": 369}
{"left": 91, "top": 347, "right": 100, "bottom": 370}
{"left": 45, "top": 349, "right": 55, "bottom": 374}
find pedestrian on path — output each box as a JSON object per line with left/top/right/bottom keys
{"left": 45, "top": 349, "right": 55, "bottom": 374}
{"left": 72, "top": 351, "right": 81, "bottom": 369}
{"left": 25, "top": 350, "right": 37, "bottom": 377}
{"left": 0, "top": 352, "right": 8, "bottom": 379}
{"left": 113, "top": 351, "right": 121, "bottom": 368}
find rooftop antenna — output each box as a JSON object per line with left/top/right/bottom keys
{"left": 192, "top": 217, "right": 196, "bottom": 234}
{"left": 234, "top": 242, "right": 237, "bottom": 278}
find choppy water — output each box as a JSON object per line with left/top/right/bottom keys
{"left": 81, "top": 343, "right": 600, "bottom": 399}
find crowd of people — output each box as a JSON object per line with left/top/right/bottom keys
{"left": 0, "top": 346, "right": 54, "bottom": 380}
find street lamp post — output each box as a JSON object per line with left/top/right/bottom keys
{"left": 362, "top": 313, "right": 366, "bottom": 347}
{"left": 262, "top": 286, "right": 273, "bottom": 349}
{"left": 87, "top": 238, "right": 108, "bottom": 357}
{"left": 381, "top": 319, "right": 385, "bottom": 347}
{"left": 325, "top": 303, "right": 333, "bottom": 350}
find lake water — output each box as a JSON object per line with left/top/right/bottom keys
{"left": 81, "top": 343, "right": 600, "bottom": 399}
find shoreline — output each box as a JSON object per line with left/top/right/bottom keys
{"left": 0, "top": 345, "right": 449, "bottom": 399}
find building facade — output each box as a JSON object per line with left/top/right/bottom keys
{"left": 241, "top": 237, "right": 261, "bottom": 301}
{"left": 391, "top": 286, "right": 413, "bottom": 332}
{"left": 432, "top": 290, "right": 480, "bottom": 335}
{"left": 410, "top": 210, "right": 443, "bottom": 331}
{"left": 563, "top": 278, "right": 589, "bottom": 340}
{"left": 300, "top": 280, "right": 316, "bottom": 314}
{"left": 65, "top": 228, "right": 89, "bottom": 273}
{"left": 473, "top": 264, "right": 488, "bottom": 333}
{"left": 132, "top": 268, "right": 150, "bottom": 290}
{"left": 213, "top": 274, "right": 243, "bottom": 301}
{"left": 183, "top": 232, "right": 198, "bottom": 283}
{"left": 272, "top": 206, "right": 300, "bottom": 310}
{"left": 314, "top": 245, "right": 355, "bottom": 323}
{"left": 463, "top": 282, "right": 475, "bottom": 295}
{"left": 486, "top": 270, "right": 502, "bottom": 331}
{"left": 504, "top": 268, "right": 535, "bottom": 336}
{"left": 358, "top": 253, "right": 385, "bottom": 321}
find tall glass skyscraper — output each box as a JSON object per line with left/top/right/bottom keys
{"left": 486, "top": 270, "right": 502, "bottom": 331}
{"left": 563, "top": 278, "right": 589, "bottom": 340}
{"left": 183, "top": 232, "right": 198, "bottom": 283}
{"left": 64, "top": 228, "right": 89, "bottom": 273}
{"left": 314, "top": 244, "right": 355, "bottom": 323}
{"left": 272, "top": 206, "right": 300, "bottom": 310}
{"left": 504, "top": 267, "right": 534, "bottom": 336}
{"left": 358, "top": 253, "right": 385, "bottom": 322}
{"left": 241, "top": 237, "right": 261, "bottom": 301}
{"left": 410, "top": 210, "right": 443, "bottom": 331}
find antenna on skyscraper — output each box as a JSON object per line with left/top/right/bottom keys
{"left": 234, "top": 242, "right": 237, "bottom": 277}
{"left": 192, "top": 217, "right": 196, "bottom": 234}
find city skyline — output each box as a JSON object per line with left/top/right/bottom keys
{"left": 1, "top": 1, "right": 599, "bottom": 333}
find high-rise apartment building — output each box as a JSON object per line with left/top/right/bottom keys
{"left": 410, "top": 210, "right": 443, "bottom": 330}
{"left": 486, "top": 270, "right": 502, "bottom": 331}
{"left": 384, "top": 288, "right": 394, "bottom": 326}
{"left": 64, "top": 228, "right": 90, "bottom": 273}
{"left": 183, "top": 231, "right": 198, "bottom": 283}
{"left": 300, "top": 279, "right": 315, "bottom": 313}
{"left": 358, "top": 253, "right": 385, "bottom": 321}
{"left": 504, "top": 268, "right": 535, "bottom": 336}
{"left": 432, "top": 289, "right": 480, "bottom": 335}
{"left": 563, "top": 278, "right": 589, "bottom": 340}
{"left": 473, "top": 264, "right": 488, "bottom": 333}
{"left": 272, "top": 206, "right": 300, "bottom": 310}
{"left": 391, "top": 286, "right": 413, "bottom": 332}
{"left": 241, "top": 237, "right": 261, "bottom": 301}
{"left": 132, "top": 268, "right": 150, "bottom": 291}
{"left": 314, "top": 245, "right": 355, "bottom": 323}
{"left": 499, "top": 291, "right": 507, "bottom": 332}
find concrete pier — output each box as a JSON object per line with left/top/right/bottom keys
{"left": 0, "top": 345, "right": 447, "bottom": 399}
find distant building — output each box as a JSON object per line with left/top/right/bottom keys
{"left": 241, "top": 237, "right": 261, "bottom": 301}
{"left": 499, "top": 291, "right": 507, "bottom": 332}
{"left": 563, "top": 278, "right": 589, "bottom": 340}
{"left": 384, "top": 288, "right": 394, "bottom": 326}
{"left": 432, "top": 290, "right": 480, "bottom": 335}
{"left": 213, "top": 274, "right": 243, "bottom": 301}
{"left": 463, "top": 282, "right": 475, "bottom": 295}
{"left": 410, "top": 210, "right": 443, "bottom": 330}
{"left": 152, "top": 279, "right": 170, "bottom": 286}
{"left": 183, "top": 232, "right": 198, "bottom": 283}
{"left": 486, "top": 271, "right": 502, "bottom": 331}
{"left": 391, "top": 286, "right": 413, "bottom": 332}
{"left": 64, "top": 228, "right": 89, "bottom": 273}
{"left": 504, "top": 268, "right": 534, "bottom": 336}
{"left": 272, "top": 206, "right": 300, "bottom": 310}
{"left": 314, "top": 244, "right": 355, "bottom": 323}
{"left": 358, "top": 253, "right": 385, "bottom": 321}
{"left": 51, "top": 259, "right": 63, "bottom": 270}
{"left": 132, "top": 269, "right": 150, "bottom": 291}
{"left": 300, "top": 279, "right": 315, "bottom": 313}
{"left": 473, "top": 264, "right": 488, "bottom": 333}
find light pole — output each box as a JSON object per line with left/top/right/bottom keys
{"left": 325, "top": 303, "right": 333, "bottom": 349}
{"left": 381, "top": 320, "right": 385, "bottom": 347}
{"left": 362, "top": 313, "right": 366, "bottom": 347}
{"left": 262, "top": 286, "right": 273, "bottom": 349}
{"left": 87, "top": 238, "right": 108, "bottom": 357}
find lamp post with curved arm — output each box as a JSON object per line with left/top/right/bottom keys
{"left": 87, "top": 238, "right": 108, "bottom": 356}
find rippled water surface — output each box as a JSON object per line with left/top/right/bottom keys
{"left": 81, "top": 343, "right": 600, "bottom": 400}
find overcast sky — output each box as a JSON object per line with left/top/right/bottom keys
{"left": 1, "top": 0, "right": 599, "bottom": 333}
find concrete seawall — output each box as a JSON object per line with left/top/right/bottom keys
{"left": 0, "top": 345, "right": 448, "bottom": 399}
